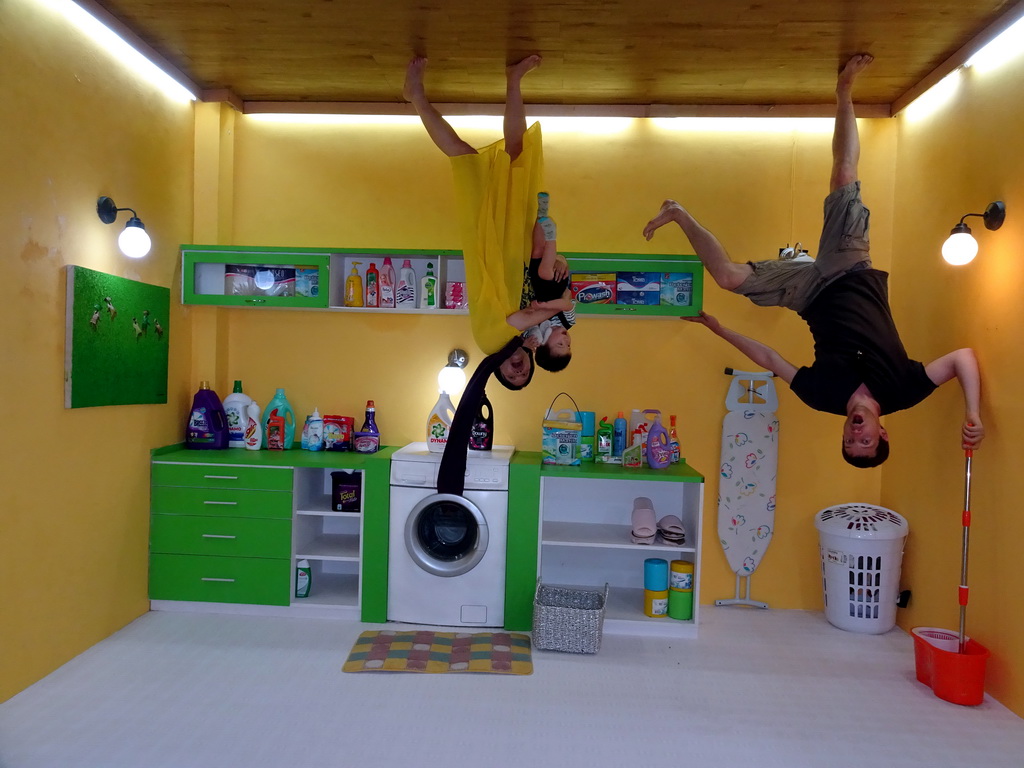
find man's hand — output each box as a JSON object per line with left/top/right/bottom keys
{"left": 962, "top": 417, "right": 985, "bottom": 450}
{"left": 552, "top": 254, "right": 569, "bottom": 282}
{"left": 682, "top": 310, "right": 722, "bottom": 334}
{"left": 642, "top": 199, "right": 686, "bottom": 241}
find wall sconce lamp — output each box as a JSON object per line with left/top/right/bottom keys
{"left": 437, "top": 348, "right": 469, "bottom": 395}
{"left": 941, "top": 201, "right": 1006, "bottom": 266}
{"left": 97, "top": 196, "right": 152, "bottom": 258}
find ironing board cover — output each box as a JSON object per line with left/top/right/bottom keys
{"left": 718, "top": 373, "right": 779, "bottom": 576}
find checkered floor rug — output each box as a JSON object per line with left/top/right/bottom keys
{"left": 342, "top": 630, "right": 533, "bottom": 674}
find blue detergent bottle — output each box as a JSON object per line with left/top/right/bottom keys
{"left": 261, "top": 388, "right": 297, "bottom": 449}
{"left": 613, "top": 411, "right": 628, "bottom": 457}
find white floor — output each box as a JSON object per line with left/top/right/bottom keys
{"left": 1, "top": 608, "right": 1023, "bottom": 768}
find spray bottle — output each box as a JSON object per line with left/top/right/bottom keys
{"left": 345, "top": 262, "right": 364, "bottom": 307}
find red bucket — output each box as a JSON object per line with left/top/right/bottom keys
{"left": 912, "top": 627, "right": 990, "bottom": 706}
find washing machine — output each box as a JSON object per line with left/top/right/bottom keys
{"left": 388, "top": 441, "right": 515, "bottom": 627}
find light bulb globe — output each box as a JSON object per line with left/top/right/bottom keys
{"left": 118, "top": 219, "right": 151, "bottom": 258}
{"left": 942, "top": 231, "right": 978, "bottom": 266}
{"left": 437, "top": 365, "right": 467, "bottom": 395}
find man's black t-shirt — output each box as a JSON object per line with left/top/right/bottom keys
{"left": 790, "top": 269, "right": 936, "bottom": 415}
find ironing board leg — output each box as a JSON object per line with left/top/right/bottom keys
{"left": 716, "top": 574, "right": 770, "bottom": 609}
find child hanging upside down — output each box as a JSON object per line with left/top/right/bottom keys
{"left": 404, "top": 54, "right": 568, "bottom": 390}
{"left": 522, "top": 196, "right": 576, "bottom": 372}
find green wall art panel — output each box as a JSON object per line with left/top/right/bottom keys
{"left": 64, "top": 266, "right": 169, "bottom": 408}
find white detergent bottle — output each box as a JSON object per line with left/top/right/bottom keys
{"left": 223, "top": 380, "right": 253, "bottom": 448}
{"left": 243, "top": 401, "right": 262, "bottom": 450}
{"left": 426, "top": 391, "right": 456, "bottom": 453}
{"left": 307, "top": 408, "right": 324, "bottom": 451}
{"left": 397, "top": 259, "right": 417, "bottom": 308}
{"left": 379, "top": 257, "right": 396, "bottom": 308}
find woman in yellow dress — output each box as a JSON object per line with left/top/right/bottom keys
{"left": 404, "top": 54, "right": 572, "bottom": 389}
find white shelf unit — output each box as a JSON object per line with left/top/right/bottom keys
{"left": 327, "top": 253, "right": 467, "bottom": 314}
{"left": 539, "top": 473, "right": 703, "bottom": 638}
{"left": 291, "top": 467, "right": 365, "bottom": 616}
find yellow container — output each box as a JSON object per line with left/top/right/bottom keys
{"left": 669, "top": 560, "right": 694, "bottom": 592}
{"left": 644, "top": 589, "right": 669, "bottom": 618}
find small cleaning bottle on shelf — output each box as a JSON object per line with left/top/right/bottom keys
{"left": 419, "top": 262, "right": 437, "bottom": 309}
{"left": 295, "top": 559, "right": 311, "bottom": 598}
{"left": 354, "top": 399, "right": 380, "bottom": 453}
{"left": 397, "top": 259, "right": 417, "bottom": 308}
{"left": 365, "top": 262, "right": 380, "bottom": 308}
{"left": 345, "top": 262, "right": 363, "bottom": 307}
{"left": 379, "top": 257, "right": 396, "bottom": 309}
{"left": 306, "top": 408, "right": 324, "bottom": 451}
{"left": 597, "top": 417, "right": 613, "bottom": 459}
{"left": 613, "top": 411, "right": 628, "bottom": 457}
{"left": 426, "top": 391, "right": 456, "bottom": 453}
{"left": 669, "top": 414, "right": 681, "bottom": 464}
{"left": 244, "top": 401, "right": 262, "bottom": 450}
{"left": 222, "top": 380, "right": 253, "bottom": 449}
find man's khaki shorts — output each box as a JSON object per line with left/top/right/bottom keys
{"left": 736, "top": 181, "right": 872, "bottom": 312}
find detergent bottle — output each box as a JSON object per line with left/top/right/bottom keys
{"left": 379, "top": 257, "right": 396, "bottom": 308}
{"left": 365, "top": 262, "right": 380, "bottom": 308}
{"left": 354, "top": 400, "right": 380, "bottom": 453}
{"left": 222, "top": 380, "right": 253, "bottom": 448}
{"left": 426, "top": 391, "right": 456, "bottom": 453}
{"left": 345, "top": 262, "right": 363, "bottom": 307}
{"left": 306, "top": 408, "right": 324, "bottom": 451}
{"left": 419, "top": 262, "right": 437, "bottom": 309}
{"left": 613, "top": 411, "right": 628, "bottom": 457}
{"left": 597, "top": 417, "right": 613, "bottom": 459}
{"left": 243, "top": 401, "right": 262, "bottom": 450}
{"left": 261, "top": 388, "right": 296, "bottom": 450}
{"left": 669, "top": 414, "right": 681, "bottom": 464}
{"left": 185, "top": 381, "right": 229, "bottom": 449}
{"left": 469, "top": 392, "right": 494, "bottom": 451}
{"left": 646, "top": 411, "right": 672, "bottom": 469}
{"left": 397, "top": 259, "right": 417, "bottom": 308}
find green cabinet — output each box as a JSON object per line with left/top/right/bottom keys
{"left": 181, "top": 245, "right": 330, "bottom": 308}
{"left": 149, "top": 457, "right": 293, "bottom": 606}
{"left": 565, "top": 252, "right": 704, "bottom": 317}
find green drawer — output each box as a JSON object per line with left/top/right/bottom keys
{"left": 152, "top": 462, "right": 293, "bottom": 492}
{"left": 149, "top": 553, "right": 290, "bottom": 606}
{"left": 151, "top": 486, "right": 291, "bottom": 519}
{"left": 150, "top": 514, "right": 291, "bottom": 559}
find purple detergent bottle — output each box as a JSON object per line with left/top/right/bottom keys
{"left": 185, "top": 381, "right": 229, "bottom": 449}
{"left": 646, "top": 411, "right": 672, "bottom": 469}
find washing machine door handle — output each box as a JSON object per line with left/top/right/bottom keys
{"left": 405, "top": 493, "right": 489, "bottom": 578}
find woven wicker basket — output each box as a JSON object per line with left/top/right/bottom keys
{"left": 532, "top": 583, "right": 609, "bottom": 654}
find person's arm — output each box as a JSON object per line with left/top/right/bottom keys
{"left": 924, "top": 348, "right": 985, "bottom": 449}
{"left": 684, "top": 311, "right": 798, "bottom": 384}
{"left": 507, "top": 299, "right": 573, "bottom": 331}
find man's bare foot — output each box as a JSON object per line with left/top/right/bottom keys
{"left": 837, "top": 53, "right": 873, "bottom": 94}
{"left": 403, "top": 57, "right": 428, "bottom": 103}
{"left": 642, "top": 199, "right": 686, "bottom": 241}
{"left": 507, "top": 54, "right": 542, "bottom": 84}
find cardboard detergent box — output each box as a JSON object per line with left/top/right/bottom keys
{"left": 616, "top": 272, "right": 660, "bottom": 305}
{"left": 660, "top": 272, "right": 694, "bottom": 306}
{"left": 570, "top": 273, "right": 616, "bottom": 304}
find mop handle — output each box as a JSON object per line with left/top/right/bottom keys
{"left": 958, "top": 448, "right": 973, "bottom": 653}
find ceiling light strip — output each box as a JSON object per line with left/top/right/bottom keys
{"left": 892, "top": 0, "right": 1024, "bottom": 115}
{"left": 239, "top": 101, "right": 890, "bottom": 120}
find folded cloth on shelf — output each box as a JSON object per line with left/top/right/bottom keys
{"left": 631, "top": 496, "right": 657, "bottom": 544}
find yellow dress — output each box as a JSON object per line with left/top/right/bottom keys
{"left": 450, "top": 122, "right": 545, "bottom": 354}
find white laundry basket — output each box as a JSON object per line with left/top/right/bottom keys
{"left": 814, "top": 503, "right": 909, "bottom": 634}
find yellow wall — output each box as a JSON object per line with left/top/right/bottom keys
{"left": 888, "top": 60, "right": 1024, "bottom": 713}
{"left": 0, "top": 0, "right": 194, "bottom": 702}
{"left": 222, "top": 115, "right": 896, "bottom": 616}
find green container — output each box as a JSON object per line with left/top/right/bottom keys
{"left": 668, "top": 588, "right": 693, "bottom": 621}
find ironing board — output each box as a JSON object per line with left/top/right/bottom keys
{"left": 715, "top": 368, "right": 779, "bottom": 609}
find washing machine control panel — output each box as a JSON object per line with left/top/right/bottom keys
{"left": 463, "top": 464, "right": 509, "bottom": 491}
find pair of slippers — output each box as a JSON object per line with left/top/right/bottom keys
{"left": 630, "top": 497, "right": 686, "bottom": 546}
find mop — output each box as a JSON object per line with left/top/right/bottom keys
{"left": 715, "top": 368, "right": 779, "bottom": 609}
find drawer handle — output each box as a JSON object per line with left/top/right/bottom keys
{"left": 201, "top": 534, "right": 237, "bottom": 539}
{"left": 200, "top": 577, "right": 236, "bottom": 583}
{"left": 203, "top": 474, "right": 239, "bottom": 480}
{"left": 203, "top": 500, "right": 238, "bottom": 506}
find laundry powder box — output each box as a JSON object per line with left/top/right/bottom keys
{"left": 571, "top": 273, "right": 616, "bottom": 304}
{"left": 616, "top": 272, "right": 660, "bottom": 305}
{"left": 542, "top": 416, "right": 582, "bottom": 465}
{"left": 660, "top": 273, "right": 693, "bottom": 307}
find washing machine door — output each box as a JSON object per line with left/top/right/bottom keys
{"left": 405, "top": 493, "right": 489, "bottom": 577}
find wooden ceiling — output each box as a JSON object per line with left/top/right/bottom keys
{"left": 85, "top": 0, "right": 1022, "bottom": 114}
